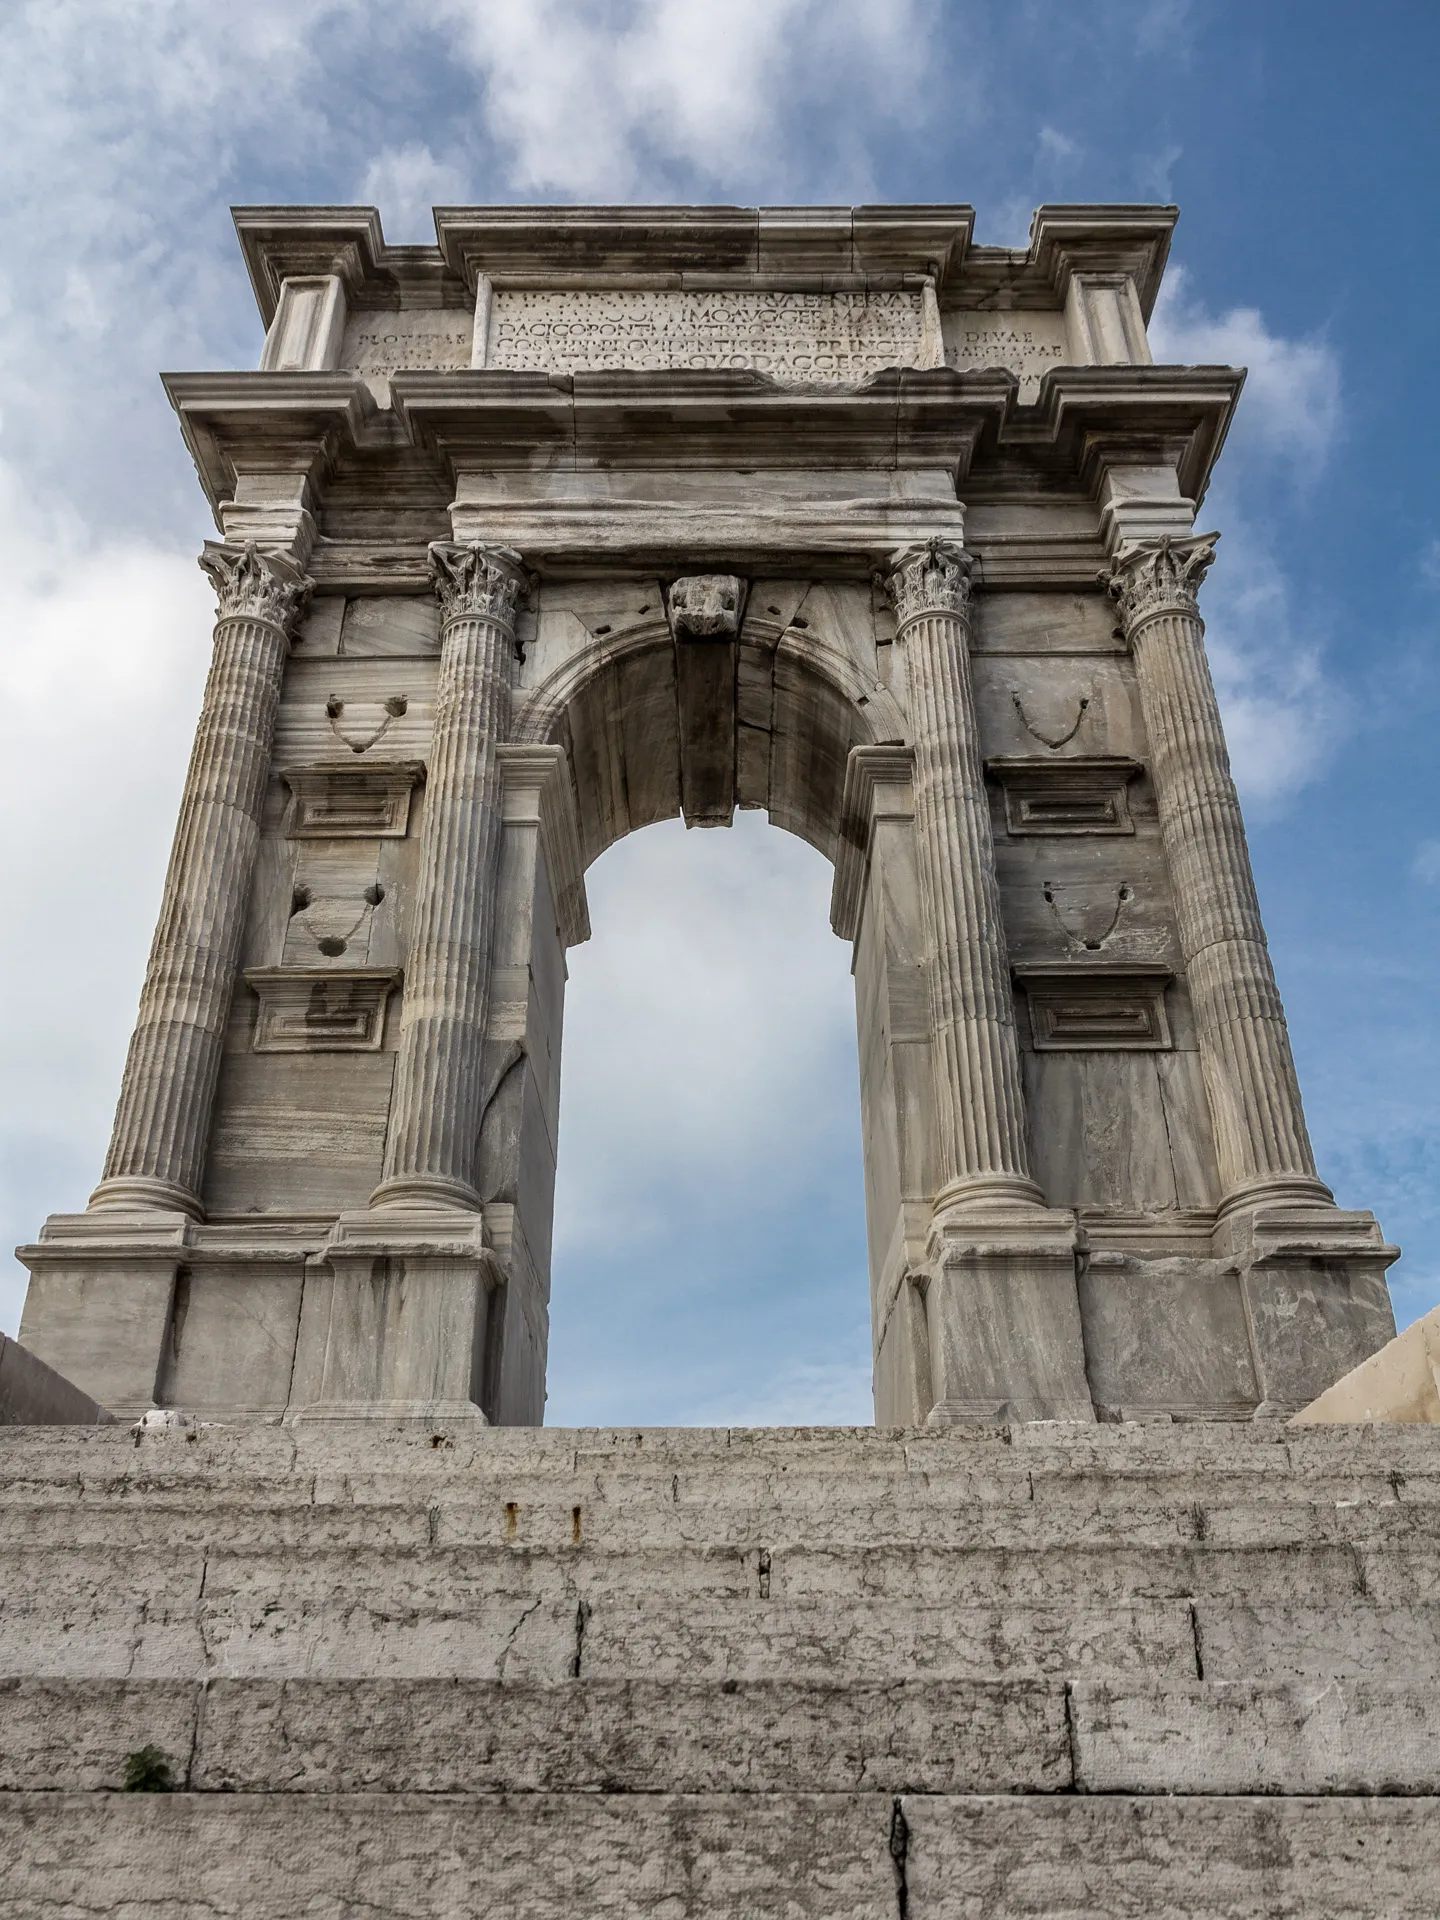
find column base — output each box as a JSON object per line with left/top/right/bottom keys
{"left": 285, "top": 1210, "right": 502, "bottom": 1424}
{"left": 1214, "top": 1201, "right": 1400, "bottom": 1412}
{"left": 931, "top": 1172, "right": 1049, "bottom": 1218}
{"left": 369, "top": 1174, "right": 484, "bottom": 1213}
{"left": 922, "top": 1204, "right": 1094, "bottom": 1424}
{"left": 15, "top": 1210, "right": 192, "bottom": 1418}
{"left": 87, "top": 1175, "right": 204, "bottom": 1219}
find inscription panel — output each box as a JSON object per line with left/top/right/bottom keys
{"left": 340, "top": 310, "right": 473, "bottom": 373}
{"left": 944, "top": 310, "right": 1069, "bottom": 400}
{"left": 487, "top": 289, "right": 925, "bottom": 379}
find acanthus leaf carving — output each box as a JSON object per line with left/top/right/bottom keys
{"left": 199, "top": 541, "right": 312, "bottom": 633}
{"left": 428, "top": 541, "right": 534, "bottom": 630}
{"left": 880, "top": 538, "right": 976, "bottom": 627}
{"left": 1104, "top": 533, "right": 1220, "bottom": 632}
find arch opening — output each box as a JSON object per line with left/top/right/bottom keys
{"left": 544, "top": 811, "right": 870, "bottom": 1426}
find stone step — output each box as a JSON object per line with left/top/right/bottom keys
{"left": 1, "top": 1791, "right": 1436, "bottom": 1919}
{"left": 4, "top": 1677, "right": 1439, "bottom": 1797}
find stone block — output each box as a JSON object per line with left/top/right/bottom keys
{"left": 191, "top": 1677, "right": 1069, "bottom": 1793}
{"left": 0, "top": 1333, "right": 114, "bottom": 1426}
{"left": 1195, "top": 1601, "right": 1440, "bottom": 1682}
{"left": 0, "top": 1792, "right": 899, "bottom": 1920}
{"left": 1294, "top": 1303, "right": 1440, "bottom": 1425}
{"left": 902, "top": 1793, "right": 1440, "bottom": 1918}
{"left": 1071, "top": 1679, "right": 1440, "bottom": 1793}
{"left": 0, "top": 1679, "right": 197, "bottom": 1791}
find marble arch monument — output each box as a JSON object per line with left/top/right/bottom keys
{"left": 16, "top": 202, "right": 1398, "bottom": 1426}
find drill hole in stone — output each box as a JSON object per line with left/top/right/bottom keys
{"left": 364, "top": 884, "right": 386, "bottom": 907}
{"left": 317, "top": 936, "right": 347, "bottom": 957}
{"left": 593, "top": 624, "right": 612, "bottom": 636}
{"left": 290, "top": 887, "right": 312, "bottom": 915}
{"left": 790, "top": 615, "right": 809, "bottom": 629}
{"left": 383, "top": 695, "right": 408, "bottom": 717}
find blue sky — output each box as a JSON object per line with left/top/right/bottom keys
{"left": 2, "top": 1, "right": 1438, "bottom": 1423}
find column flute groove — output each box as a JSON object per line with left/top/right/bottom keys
{"left": 1106, "top": 535, "right": 1330, "bottom": 1211}
{"left": 91, "top": 542, "right": 310, "bottom": 1216}
{"left": 371, "top": 541, "right": 531, "bottom": 1211}
{"left": 883, "top": 540, "right": 1043, "bottom": 1214}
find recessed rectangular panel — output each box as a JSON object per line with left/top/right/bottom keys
{"left": 1021, "top": 970, "right": 1172, "bottom": 1051}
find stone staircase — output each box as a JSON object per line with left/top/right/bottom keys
{"left": 1, "top": 1420, "right": 1438, "bottom": 1916}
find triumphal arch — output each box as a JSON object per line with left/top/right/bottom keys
{"left": 17, "top": 203, "right": 1398, "bottom": 1426}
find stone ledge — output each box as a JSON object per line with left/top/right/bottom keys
{"left": 1, "top": 1792, "right": 1436, "bottom": 1919}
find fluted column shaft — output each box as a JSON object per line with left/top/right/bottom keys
{"left": 372, "top": 542, "right": 531, "bottom": 1210}
{"left": 886, "top": 541, "right": 1042, "bottom": 1212}
{"left": 92, "top": 543, "right": 310, "bottom": 1214}
{"left": 1108, "top": 536, "right": 1328, "bottom": 1210}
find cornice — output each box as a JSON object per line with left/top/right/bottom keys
{"left": 160, "top": 363, "right": 1241, "bottom": 560}
{"left": 950, "top": 204, "right": 1178, "bottom": 318}
{"left": 232, "top": 201, "right": 1181, "bottom": 324}
{"left": 435, "top": 204, "right": 976, "bottom": 292}
{"left": 232, "top": 207, "right": 466, "bottom": 324}
{"left": 390, "top": 366, "right": 1010, "bottom": 479}
{"left": 1018, "top": 363, "right": 1244, "bottom": 511}
{"left": 162, "top": 371, "right": 380, "bottom": 515}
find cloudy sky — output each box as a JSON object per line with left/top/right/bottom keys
{"left": 2, "top": 1, "right": 1438, "bottom": 1424}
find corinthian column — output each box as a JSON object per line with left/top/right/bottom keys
{"left": 884, "top": 540, "right": 1043, "bottom": 1214}
{"left": 91, "top": 542, "right": 311, "bottom": 1215}
{"left": 371, "top": 541, "right": 531, "bottom": 1210}
{"left": 1106, "top": 536, "right": 1330, "bottom": 1212}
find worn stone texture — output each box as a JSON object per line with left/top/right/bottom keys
{"left": 3, "top": 1424, "right": 1440, "bottom": 1913}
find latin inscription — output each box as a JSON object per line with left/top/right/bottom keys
{"left": 944, "top": 312, "right": 1069, "bottom": 400}
{"left": 341, "top": 310, "right": 472, "bottom": 373}
{"left": 486, "top": 289, "right": 926, "bottom": 379}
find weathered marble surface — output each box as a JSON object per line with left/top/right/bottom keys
{"left": 15, "top": 201, "right": 1399, "bottom": 1433}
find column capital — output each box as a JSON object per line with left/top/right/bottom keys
{"left": 199, "top": 541, "right": 311, "bottom": 633}
{"left": 1105, "top": 533, "right": 1219, "bottom": 632}
{"left": 882, "top": 539, "right": 976, "bottom": 627}
{"left": 429, "top": 541, "right": 533, "bottom": 629}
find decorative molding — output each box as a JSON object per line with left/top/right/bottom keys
{"left": 830, "top": 744, "right": 916, "bottom": 941}
{"left": 495, "top": 743, "right": 591, "bottom": 948}
{"left": 280, "top": 761, "right": 424, "bottom": 838}
{"left": 245, "top": 968, "right": 401, "bottom": 1052}
{"left": 1104, "top": 533, "right": 1219, "bottom": 631}
{"left": 199, "top": 541, "right": 312, "bottom": 633}
{"left": 666, "top": 575, "right": 747, "bottom": 640}
{"left": 1015, "top": 964, "right": 1172, "bottom": 1051}
{"left": 428, "top": 541, "right": 533, "bottom": 629}
{"left": 881, "top": 538, "right": 976, "bottom": 627}
{"left": 987, "top": 756, "right": 1141, "bottom": 837}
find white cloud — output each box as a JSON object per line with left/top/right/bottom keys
{"left": 554, "top": 812, "right": 861, "bottom": 1252}
{"left": 0, "top": 460, "right": 212, "bottom": 1332}
{"left": 435, "top": 0, "right": 942, "bottom": 199}
{"left": 357, "top": 144, "right": 471, "bottom": 241}
{"left": 1201, "top": 519, "right": 1341, "bottom": 804}
{"left": 1151, "top": 268, "right": 1341, "bottom": 467}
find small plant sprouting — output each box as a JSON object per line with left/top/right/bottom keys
{"left": 122, "top": 1745, "right": 174, "bottom": 1793}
